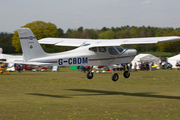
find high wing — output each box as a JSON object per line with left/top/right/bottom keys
{"left": 38, "top": 36, "right": 180, "bottom": 47}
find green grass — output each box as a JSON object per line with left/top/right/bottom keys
{"left": 0, "top": 68, "right": 180, "bottom": 120}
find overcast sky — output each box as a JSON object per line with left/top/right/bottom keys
{"left": 0, "top": 0, "right": 180, "bottom": 33}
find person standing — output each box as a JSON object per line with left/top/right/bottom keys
{"left": 134, "top": 62, "right": 137, "bottom": 71}
{"left": 142, "top": 62, "right": 144, "bottom": 71}
{"left": 149, "top": 62, "right": 152, "bottom": 71}
{"left": 176, "top": 61, "right": 180, "bottom": 71}
{"left": 129, "top": 63, "right": 132, "bottom": 72}
{"left": 17, "top": 64, "right": 21, "bottom": 73}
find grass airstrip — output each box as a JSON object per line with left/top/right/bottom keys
{"left": 0, "top": 67, "right": 180, "bottom": 120}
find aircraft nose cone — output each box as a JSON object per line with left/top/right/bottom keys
{"left": 134, "top": 49, "right": 137, "bottom": 55}
{"left": 127, "top": 49, "right": 137, "bottom": 56}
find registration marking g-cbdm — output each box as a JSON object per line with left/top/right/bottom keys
{"left": 58, "top": 57, "right": 88, "bottom": 65}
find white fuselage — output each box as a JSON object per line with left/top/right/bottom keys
{"left": 28, "top": 46, "right": 137, "bottom": 66}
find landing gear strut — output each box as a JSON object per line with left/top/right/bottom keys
{"left": 108, "top": 65, "right": 119, "bottom": 82}
{"left": 123, "top": 64, "right": 130, "bottom": 78}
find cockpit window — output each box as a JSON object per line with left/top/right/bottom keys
{"left": 98, "top": 47, "right": 107, "bottom": 52}
{"left": 115, "top": 46, "right": 124, "bottom": 53}
{"left": 108, "top": 47, "right": 119, "bottom": 55}
{"left": 89, "top": 47, "right": 97, "bottom": 52}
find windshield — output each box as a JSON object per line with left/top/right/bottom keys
{"left": 108, "top": 47, "right": 119, "bottom": 55}
{"left": 115, "top": 46, "right": 124, "bottom": 53}
{"left": 108, "top": 46, "right": 124, "bottom": 55}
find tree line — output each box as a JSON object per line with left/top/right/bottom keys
{"left": 0, "top": 32, "right": 15, "bottom": 53}
{"left": 0, "top": 21, "right": 180, "bottom": 54}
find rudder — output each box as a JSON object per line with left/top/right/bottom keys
{"left": 17, "top": 28, "right": 47, "bottom": 62}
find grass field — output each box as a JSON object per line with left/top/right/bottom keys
{"left": 0, "top": 67, "right": 180, "bottom": 120}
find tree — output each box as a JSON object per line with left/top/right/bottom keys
{"left": 101, "top": 27, "right": 108, "bottom": 32}
{"left": 115, "top": 29, "right": 130, "bottom": 38}
{"left": 155, "top": 28, "right": 165, "bottom": 37}
{"left": 111, "top": 27, "right": 115, "bottom": 32}
{"left": 12, "top": 21, "right": 58, "bottom": 52}
{"left": 79, "top": 29, "right": 99, "bottom": 39}
{"left": 57, "top": 28, "right": 64, "bottom": 38}
{"left": 158, "top": 31, "right": 180, "bottom": 54}
{"left": 99, "top": 30, "right": 115, "bottom": 39}
{"left": 138, "top": 26, "right": 146, "bottom": 37}
{"left": 129, "top": 27, "right": 138, "bottom": 38}
{"left": 0, "top": 33, "right": 15, "bottom": 53}
{"left": 77, "top": 26, "right": 83, "bottom": 32}
{"left": 66, "top": 28, "right": 73, "bottom": 34}
{"left": 12, "top": 31, "right": 21, "bottom": 52}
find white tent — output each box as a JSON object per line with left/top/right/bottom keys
{"left": 131, "top": 54, "right": 160, "bottom": 69}
{"left": 167, "top": 54, "right": 180, "bottom": 68}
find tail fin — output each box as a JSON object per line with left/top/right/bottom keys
{"left": 17, "top": 28, "right": 47, "bottom": 62}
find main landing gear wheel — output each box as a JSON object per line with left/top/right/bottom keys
{"left": 112, "top": 73, "right": 119, "bottom": 82}
{"left": 123, "top": 71, "right": 130, "bottom": 78}
{"left": 87, "top": 71, "right": 93, "bottom": 79}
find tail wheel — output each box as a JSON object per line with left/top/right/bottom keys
{"left": 87, "top": 71, "right": 93, "bottom": 79}
{"left": 123, "top": 71, "right": 130, "bottom": 78}
{"left": 112, "top": 73, "right": 119, "bottom": 82}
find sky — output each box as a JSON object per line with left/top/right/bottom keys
{"left": 0, "top": 0, "right": 180, "bottom": 33}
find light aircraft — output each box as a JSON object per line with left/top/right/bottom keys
{"left": 17, "top": 28, "right": 180, "bottom": 81}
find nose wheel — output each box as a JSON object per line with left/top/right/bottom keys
{"left": 87, "top": 71, "right": 93, "bottom": 79}
{"left": 86, "top": 66, "right": 94, "bottom": 79}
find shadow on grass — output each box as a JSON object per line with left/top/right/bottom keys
{"left": 66, "top": 89, "right": 180, "bottom": 100}
{"left": 25, "top": 93, "right": 72, "bottom": 98}
{"left": 26, "top": 89, "right": 180, "bottom": 100}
